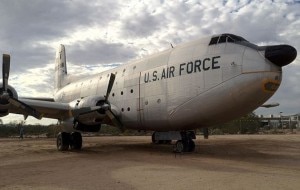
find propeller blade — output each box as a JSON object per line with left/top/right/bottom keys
{"left": 9, "top": 97, "right": 42, "bottom": 119}
{"left": 104, "top": 73, "right": 115, "bottom": 103}
{"left": 2, "top": 54, "right": 10, "bottom": 93}
{"left": 106, "top": 110, "right": 124, "bottom": 132}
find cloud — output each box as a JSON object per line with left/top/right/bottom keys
{"left": 0, "top": 0, "right": 121, "bottom": 71}
{"left": 67, "top": 40, "right": 137, "bottom": 65}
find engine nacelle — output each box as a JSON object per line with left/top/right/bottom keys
{"left": 74, "top": 122, "right": 101, "bottom": 132}
{"left": 60, "top": 119, "right": 101, "bottom": 132}
{"left": 70, "top": 95, "right": 108, "bottom": 127}
{"left": 0, "top": 84, "right": 18, "bottom": 117}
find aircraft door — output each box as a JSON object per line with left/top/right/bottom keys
{"left": 139, "top": 67, "right": 168, "bottom": 129}
{"left": 121, "top": 71, "right": 143, "bottom": 128}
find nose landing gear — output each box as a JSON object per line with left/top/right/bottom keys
{"left": 152, "top": 131, "right": 196, "bottom": 153}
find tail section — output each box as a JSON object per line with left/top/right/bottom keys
{"left": 54, "top": 44, "right": 67, "bottom": 91}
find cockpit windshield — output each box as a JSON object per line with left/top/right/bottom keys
{"left": 209, "top": 33, "right": 248, "bottom": 45}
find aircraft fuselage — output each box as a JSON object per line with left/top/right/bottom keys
{"left": 53, "top": 34, "right": 286, "bottom": 131}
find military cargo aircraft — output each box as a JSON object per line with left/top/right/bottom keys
{"left": 0, "top": 33, "right": 297, "bottom": 152}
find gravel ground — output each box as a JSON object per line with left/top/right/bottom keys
{"left": 0, "top": 134, "right": 299, "bottom": 190}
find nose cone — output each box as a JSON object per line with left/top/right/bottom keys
{"left": 265, "top": 45, "right": 297, "bottom": 67}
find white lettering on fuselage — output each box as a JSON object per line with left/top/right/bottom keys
{"left": 144, "top": 56, "right": 221, "bottom": 83}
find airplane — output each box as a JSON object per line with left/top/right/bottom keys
{"left": 0, "top": 33, "right": 297, "bottom": 152}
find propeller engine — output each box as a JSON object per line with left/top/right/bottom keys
{"left": 0, "top": 54, "right": 42, "bottom": 119}
{"left": 71, "top": 73, "right": 123, "bottom": 132}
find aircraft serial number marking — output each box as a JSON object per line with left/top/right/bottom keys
{"left": 144, "top": 56, "right": 221, "bottom": 83}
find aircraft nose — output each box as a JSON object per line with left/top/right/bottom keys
{"left": 265, "top": 45, "right": 297, "bottom": 67}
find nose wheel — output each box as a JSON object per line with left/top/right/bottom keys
{"left": 175, "top": 138, "right": 195, "bottom": 153}
{"left": 174, "top": 131, "right": 196, "bottom": 153}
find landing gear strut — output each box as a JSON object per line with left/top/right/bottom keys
{"left": 57, "top": 132, "right": 82, "bottom": 151}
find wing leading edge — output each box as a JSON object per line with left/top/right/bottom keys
{"left": 11, "top": 98, "right": 71, "bottom": 120}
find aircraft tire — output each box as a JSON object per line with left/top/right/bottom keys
{"left": 187, "top": 140, "right": 195, "bottom": 152}
{"left": 151, "top": 133, "right": 160, "bottom": 144}
{"left": 57, "top": 132, "right": 70, "bottom": 151}
{"left": 175, "top": 140, "right": 184, "bottom": 153}
{"left": 70, "top": 132, "right": 82, "bottom": 150}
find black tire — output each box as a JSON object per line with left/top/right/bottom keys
{"left": 57, "top": 132, "right": 70, "bottom": 151}
{"left": 152, "top": 132, "right": 160, "bottom": 144}
{"left": 70, "top": 132, "right": 82, "bottom": 150}
{"left": 175, "top": 140, "right": 184, "bottom": 153}
{"left": 188, "top": 140, "right": 195, "bottom": 152}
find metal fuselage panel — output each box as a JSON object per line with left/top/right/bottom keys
{"left": 54, "top": 37, "right": 282, "bottom": 131}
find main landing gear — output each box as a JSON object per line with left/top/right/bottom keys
{"left": 57, "top": 131, "right": 82, "bottom": 151}
{"left": 152, "top": 131, "right": 196, "bottom": 153}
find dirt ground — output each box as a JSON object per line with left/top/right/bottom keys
{"left": 0, "top": 134, "right": 299, "bottom": 190}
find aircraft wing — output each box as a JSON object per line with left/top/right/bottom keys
{"left": 20, "top": 97, "right": 55, "bottom": 102}
{"left": 8, "top": 97, "right": 123, "bottom": 130}
{"left": 1, "top": 54, "right": 122, "bottom": 130}
{"left": 9, "top": 98, "right": 71, "bottom": 120}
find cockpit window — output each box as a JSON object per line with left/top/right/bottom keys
{"left": 210, "top": 37, "right": 219, "bottom": 45}
{"left": 209, "top": 33, "right": 248, "bottom": 45}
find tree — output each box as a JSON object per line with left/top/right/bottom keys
{"left": 211, "top": 112, "right": 261, "bottom": 134}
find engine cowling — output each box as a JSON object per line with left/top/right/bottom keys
{"left": 60, "top": 118, "right": 101, "bottom": 132}
{"left": 70, "top": 95, "right": 108, "bottom": 128}
{"left": 0, "top": 84, "right": 18, "bottom": 117}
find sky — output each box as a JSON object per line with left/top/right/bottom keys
{"left": 0, "top": 0, "right": 299, "bottom": 124}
